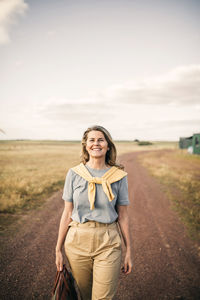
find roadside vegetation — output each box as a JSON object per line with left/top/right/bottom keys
{"left": 0, "top": 140, "right": 177, "bottom": 233}
{"left": 138, "top": 149, "right": 200, "bottom": 241}
{"left": 0, "top": 141, "right": 80, "bottom": 213}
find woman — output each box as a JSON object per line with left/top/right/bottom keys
{"left": 55, "top": 125, "right": 132, "bottom": 300}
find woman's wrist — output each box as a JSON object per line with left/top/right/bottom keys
{"left": 126, "top": 246, "right": 131, "bottom": 254}
{"left": 55, "top": 246, "right": 62, "bottom": 253}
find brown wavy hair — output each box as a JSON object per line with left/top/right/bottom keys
{"left": 80, "top": 125, "right": 124, "bottom": 170}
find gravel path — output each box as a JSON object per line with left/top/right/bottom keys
{"left": 0, "top": 151, "right": 199, "bottom": 300}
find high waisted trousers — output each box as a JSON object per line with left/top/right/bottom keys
{"left": 64, "top": 220, "right": 122, "bottom": 300}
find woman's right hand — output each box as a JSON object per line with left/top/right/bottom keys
{"left": 56, "top": 250, "right": 63, "bottom": 271}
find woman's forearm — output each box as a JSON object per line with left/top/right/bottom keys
{"left": 117, "top": 205, "right": 133, "bottom": 274}
{"left": 118, "top": 216, "right": 131, "bottom": 253}
{"left": 56, "top": 210, "right": 72, "bottom": 252}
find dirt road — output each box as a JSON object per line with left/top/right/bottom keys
{"left": 0, "top": 151, "right": 200, "bottom": 299}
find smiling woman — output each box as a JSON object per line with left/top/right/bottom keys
{"left": 81, "top": 125, "right": 123, "bottom": 170}
{"left": 55, "top": 125, "right": 132, "bottom": 300}
{"left": 86, "top": 130, "right": 109, "bottom": 166}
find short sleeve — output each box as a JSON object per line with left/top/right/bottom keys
{"left": 116, "top": 175, "right": 130, "bottom": 205}
{"left": 62, "top": 169, "right": 74, "bottom": 202}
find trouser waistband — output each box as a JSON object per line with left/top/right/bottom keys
{"left": 69, "top": 220, "right": 117, "bottom": 228}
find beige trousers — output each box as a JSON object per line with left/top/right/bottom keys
{"left": 64, "top": 220, "right": 122, "bottom": 300}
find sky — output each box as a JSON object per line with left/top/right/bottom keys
{"left": 0, "top": 0, "right": 200, "bottom": 141}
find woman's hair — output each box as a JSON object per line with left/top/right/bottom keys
{"left": 81, "top": 125, "right": 124, "bottom": 169}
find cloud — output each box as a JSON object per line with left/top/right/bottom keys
{"left": 143, "top": 119, "right": 200, "bottom": 133}
{"left": 105, "top": 65, "right": 200, "bottom": 106}
{"left": 37, "top": 66, "right": 200, "bottom": 118}
{"left": 155, "top": 119, "right": 200, "bottom": 127}
{"left": 0, "top": 128, "right": 6, "bottom": 134}
{"left": 0, "top": 0, "right": 28, "bottom": 44}
{"left": 37, "top": 98, "right": 115, "bottom": 124}
{"left": 35, "top": 65, "right": 200, "bottom": 140}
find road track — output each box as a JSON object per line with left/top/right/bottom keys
{"left": 0, "top": 151, "right": 199, "bottom": 299}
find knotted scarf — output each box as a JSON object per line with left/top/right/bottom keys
{"left": 71, "top": 163, "right": 127, "bottom": 210}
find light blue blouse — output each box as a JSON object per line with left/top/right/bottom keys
{"left": 62, "top": 165, "right": 130, "bottom": 224}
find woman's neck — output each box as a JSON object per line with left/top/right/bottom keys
{"left": 86, "top": 159, "right": 109, "bottom": 170}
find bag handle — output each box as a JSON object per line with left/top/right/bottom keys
{"left": 52, "top": 264, "right": 70, "bottom": 295}
{"left": 52, "top": 270, "right": 61, "bottom": 294}
{"left": 61, "top": 265, "right": 70, "bottom": 293}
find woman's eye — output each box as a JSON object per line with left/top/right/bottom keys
{"left": 89, "top": 139, "right": 104, "bottom": 142}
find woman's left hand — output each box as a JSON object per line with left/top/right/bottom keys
{"left": 121, "top": 251, "right": 132, "bottom": 274}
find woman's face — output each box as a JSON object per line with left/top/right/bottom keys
{"left": 86, "top": 130, "right": 109, "bottom": 160}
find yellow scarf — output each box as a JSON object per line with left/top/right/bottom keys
{"left": 71, "top": 163, "right": 127, "bottom": 210}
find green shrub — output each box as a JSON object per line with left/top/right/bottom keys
{"left": 138, "top": 141, "right": 153, "bottom": 146}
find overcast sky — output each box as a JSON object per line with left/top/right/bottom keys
{"left": 0, "top": 0, "right": 200, "bottom": 141}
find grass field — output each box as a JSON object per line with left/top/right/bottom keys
{"left": 0, "top": 139, "right": 182, "bottom": 233}
{"left": 138, "top": 149, "right": 200, "bottom": 241}
{"left": 0, "top": 140, "right": 178, "bottom": 212}
{"left": 0, "top": 141, "right": 80, "bottom": 213}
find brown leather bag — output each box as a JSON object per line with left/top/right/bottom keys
{"left": 52, "top": 265, "right": 79, "bottom": 300}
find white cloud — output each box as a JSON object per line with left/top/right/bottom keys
{"left": 105, "top": 65, "right": 200, "bottom": 106}
{"left": 0, "top": 0, "right": 28, "bottom": 44}
{"left": 21, "top": 65, "right": 199, "bottom": 141}
{"left": 0, "top": 128, "right": 6, "bottom": 134}
{"left": 37, "top": 65, "right": 200, "bottom": 125}
{"left": 38, "top": 98, "right": 114, "bottom": 124}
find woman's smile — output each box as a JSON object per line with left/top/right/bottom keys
{"left": 86, "top": 130, "right": 109, "bottom": 158}
{"left": 92, "top": 148, "right": 102, "bottom": 151}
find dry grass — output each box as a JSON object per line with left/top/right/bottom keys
{"left": 138, "top": 149, "right": 200, "bottom": 241}
{"left": 0, "top": 141, "right": 81, "bottom": 213}
{"left": 116, "top": 140, "right": 178, "bottom": 156}
{"left": 0, "top": 140, "right": 178, "bottom": 212}
{"left": 0, "top": 140, "right": 178, "bottom": 232}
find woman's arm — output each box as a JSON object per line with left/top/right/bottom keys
{"left": 117, "top": 205, "right": 133, "bottom": 274}
{"left": 55, "top": 201, "right": 73, "bottom": 271}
